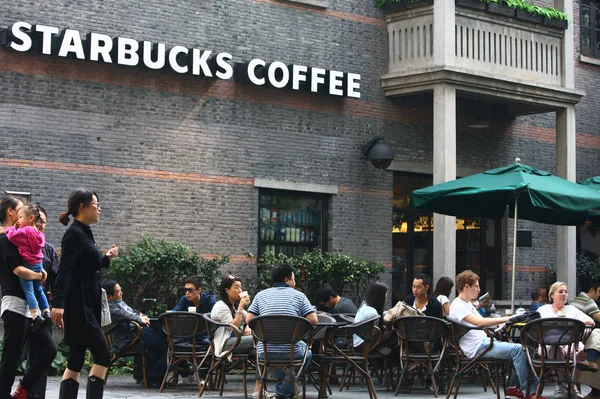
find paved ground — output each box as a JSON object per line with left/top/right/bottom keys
{"left": 12, "top": 375, "right": 591, "bottom": 399}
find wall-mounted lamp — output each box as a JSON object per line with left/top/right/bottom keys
{"left": 362, "top": 136, "right": 394, "bottom": 170}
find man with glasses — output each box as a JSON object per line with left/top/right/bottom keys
{"left": 102, "top": 279, "right": 167, "bottom": 388}
{"left": 172, "top": 275, "right": 216, "bottom": 314}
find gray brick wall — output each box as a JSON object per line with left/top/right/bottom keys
{"left": 1, "top": 0, "right": 599, "bottom": 305}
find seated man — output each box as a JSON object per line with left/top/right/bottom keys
{"left": 316, "top": 284, "right": 357, "bottom": 314}
{"left": 449, "top": 270, "right": 541, "bottom": 399}
{"left": 404, "top": 273, "right": 443, "bottom": 319}
{"left": 529, "top": 287, "right": 548, "bottom": 312}
{"left": 172, "top": 275, "right": 216, "bottom": 314}
{"left": 572, "top": 280, "right": 600, "bottom": 399}
{"left": 247, "top": 263, "right": 317, "bottom": 399}
{"left": 102, "top": 279, "right": 167, "bottom": 387}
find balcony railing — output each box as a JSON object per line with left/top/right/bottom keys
{"left": 386, "top": 5, "right": 565, "bottom": 88}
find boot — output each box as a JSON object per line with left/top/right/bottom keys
{"left": 85, "top": 376, "right": 105, "bottom": 399}
{"left": 59, "top": 378, "right": 79, "bottom": 399}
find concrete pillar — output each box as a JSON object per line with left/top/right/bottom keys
{"left": 555, "top": 0, "right": 574, "bottom": 89}
{"left": 556, "top": 105, "right": 577, "bottom": 300}
{"left": 433, "top": 0, "right": 455, "bottom": 67}
{"left": 433, "top": 84, "right": 457, "bottom": 286}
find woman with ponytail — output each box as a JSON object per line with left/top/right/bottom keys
{"left": 50, "top": 190, "right": 119, "bottom": 399}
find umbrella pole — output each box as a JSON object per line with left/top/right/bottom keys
{"left": 511, "top": 198, "right": 519, "bottom": 314}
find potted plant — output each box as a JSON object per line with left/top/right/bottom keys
{"left": 515, "top": 7, "right": 543, "bottom": 23}
{"left": 455, "top": 0, "right": 486, "bottom": 11}
{"left": 487, "top": 1, "right": 516, "bottom": 17}
{"left": 543, "top": 16, "right": 568, "bottom": 29}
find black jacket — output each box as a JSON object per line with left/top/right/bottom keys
{"left": 403, "top": 294, "right": 444, "bottom": 319}
{"left": 52, "top": 220, "right": 110, "bottom": 345}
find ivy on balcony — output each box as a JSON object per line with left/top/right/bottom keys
{"left": 377, "top": 0, "right": 569, "bottom": 22}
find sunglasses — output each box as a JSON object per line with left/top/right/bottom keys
{"left": 226, "top": 275, "right": 240, "bottom": 281}
{"left": 184, "top": 287, "right": 197, "bottom": 293}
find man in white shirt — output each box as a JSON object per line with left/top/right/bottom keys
{"left": 449, "top": 270, "right": 541, "bottom": 399}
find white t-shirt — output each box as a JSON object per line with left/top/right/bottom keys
{"left": 448, "top": 296, "right": 486, "bottom": 359}
{"left": 537, "top": 304, "right": 593, "bottom": 324}
{"left": 437, "top": 295, "right": 449, "bottom": 307}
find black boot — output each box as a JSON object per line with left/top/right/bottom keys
{"left": 59, "top": 378, "right": 79, "bottom": 399}
{"left": 86, "top": 376, "right": 105, "bottom": 399}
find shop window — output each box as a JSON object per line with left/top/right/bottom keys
{"left": 258, "top": 190, "right": 328, "bottom": 258}
{"left": 4, "top": 190, "right": 31, "bottom": 204}
{"left": 287, "top": 0, "right": 329, "bottom": 8}
{"left": 581, "top": 0, "right": 600, "bottom": 59}
{"left": 392, "top": 173, "right": 503, "bottom": 301}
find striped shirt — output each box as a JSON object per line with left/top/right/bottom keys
{"left": 248, "top": 285, "right": 315, "bottom": 354}
{"left": 572, "top": 292, "right": 600, "bottom": 317}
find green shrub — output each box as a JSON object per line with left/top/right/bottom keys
{"left": 250, "top": 248, "right": 385, "bottom": 308}
{"left": 576, "top": 253, "right": 600, "bottom": 292}
{"left": 104, "top": 235, "right": 228, "bottom": 313}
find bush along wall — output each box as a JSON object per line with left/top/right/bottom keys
{"left": 251, "top": 248, "right": 385, "bottom": 308}
{"left": 104, "top": 235, "right": 227, "bottom": 313}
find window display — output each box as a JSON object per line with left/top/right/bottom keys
{"left": 258, "top": 190, "right": 327, "bottom": 258}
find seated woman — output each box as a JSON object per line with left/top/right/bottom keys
{"left": 536, "top": 281, "right": 595, "bottom": 399}
{"left": 432, "top": 276, "right": 454, "bottom": 317}
{"left": 210, "top": 275, "right": 273, "bottom": 399}
{"left": 448, "top": 270, "right": 540, "bottom": 399}
{"left": 353, "top": 282, "right": 387, "bottom": 349}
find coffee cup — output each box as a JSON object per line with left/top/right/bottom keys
{"left": 188, "top": 306, "right": 197, "bottom": 313}
{"left": 505, "top": 309, "right": 513, "bottom": 316}
{"left": 240, "top": 291, "right": 249, "bottom": 299}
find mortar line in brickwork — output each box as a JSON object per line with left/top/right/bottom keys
{"left": 250, "top": 0, "right": 385, "bottom": 27}
{"left": 0, "top": 157, "right": 396, "bottom": 198}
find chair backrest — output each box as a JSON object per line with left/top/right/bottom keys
{"left": 158, "top": 311, "right": 207, "bottom": 338}
{"left": 314, "top": 313, "right": 337, "bottom": 341}
{"left": 521, "top": 317, "right": 586, "bottom": 348}
{"left": 248, "top": 314, "right": 313, "bottom": 345}
{"left": 394, "top": 315, "right": 449, "bottom": 343}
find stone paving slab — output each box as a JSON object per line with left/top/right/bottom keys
{"left": 13, "top": 375, "right": 586, "bottom": 399}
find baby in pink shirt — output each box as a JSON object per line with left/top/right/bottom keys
{"left": 5, "top": 203, "right": 51, "bottom": 331}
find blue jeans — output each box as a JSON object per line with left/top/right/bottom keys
{"left": 475, "top": 337, "right": 533, "bottom": 392}
{"left": 258, "top": 341, "right": 312, "bottom": 397}
{"left": 19, "top": 262, "right": 49, "bottom": 311}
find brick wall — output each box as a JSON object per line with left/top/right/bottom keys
{"left": 1, "top": 0, "right": 599, "bottom": 304}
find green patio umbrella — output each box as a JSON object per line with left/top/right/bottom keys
{"left": 579, "top": 176, "right": 600, "bottom": 188}
{"left": 411, "top": 159, "right": 600, "bottom": 312}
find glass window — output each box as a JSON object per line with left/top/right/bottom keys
{"left": 581, "top": 1, "right": 600, "bottom": 58}
{"left": 258, "top": 190, "right": 328, "bottom": 258}
{"left": 392, "top": 173, "right": 503, "bottom": 300}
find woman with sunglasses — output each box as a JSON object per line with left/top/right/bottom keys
{"left": 50, "top": 189, "right": 119, "bottom": 399}
{"left": 211, "top": 275, "right": 272, "bottom": 398}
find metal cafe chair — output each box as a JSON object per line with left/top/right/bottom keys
{"left": 158, "top": 311, "right": 210, "bottom": 394}
{"left": 200, "top": 313, "right": 254, "bottom": 398}
{"left": 392, "top": 316, "right": 449, "bottom": 397}
{"left": 445, "top": 320, "right": 504, "bottom": 399}
{"left": 520, "top": 317, "right": 586, "bottom": 399}
{"left": 312, "top": 315, "right": 382, "bottom": 399}
{"left": 248, "top": 314, "right": 315, "bottom": 399}
{"left": 103, "top": 320, "right": 149, "bottom": 388}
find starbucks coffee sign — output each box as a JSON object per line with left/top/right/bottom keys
{"left": 1, "top": 21, "right": 361, "bottom": 98}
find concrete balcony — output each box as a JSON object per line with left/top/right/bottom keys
{"left": 381, "top": 1, "right": 583, "bottom": 114}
